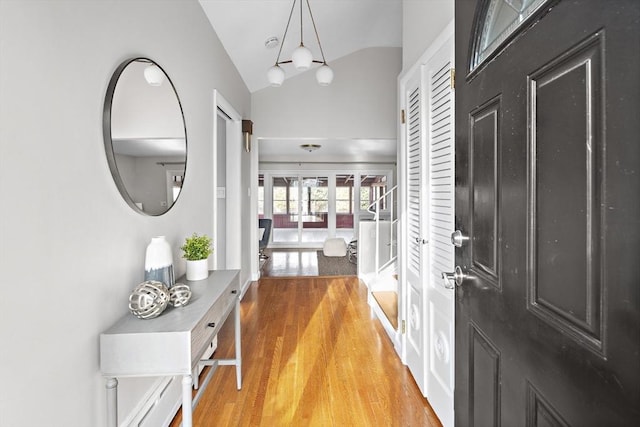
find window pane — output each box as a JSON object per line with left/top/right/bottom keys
{"left": 288, "top": 195, "right": 299, "bottom": 214}
{"left": 360, "top": 188, "right": 371, "bottom": 209}
{"left": 336, "top": 175, "right": 354, "bottom": 214}
{"left": 336, "top": 200, "right": 351, "bottom": 213}
{"left": 310, "top": 187, "right": 327, "bottom": 199}
{"left": 311, "top": 201, "right": 328, "bottom": 212}
{"left": 473, "top": 0, "right": 547, "bottom": 69}
{"left": 273, "top": 199, "right": 287, "bottom": 214}
{"left": 273, "top": 187, "right": 286, "bottom": 199}
{"left": 360, "top": 174, "right": 387, "bottom": 210}
{"left": 336, "top": 187, "right": 350, "bottom": 199}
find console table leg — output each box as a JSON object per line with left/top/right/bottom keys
{"left": 182, "top": 375, "right": 193, "bottom": 427}
{"left": 105, "top": 377, "right": 118, "bottom": 427}
{"left": 235, "top": 301, "right": 242, "bottom": 390}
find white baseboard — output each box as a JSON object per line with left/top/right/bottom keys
{"left": 241, "top": 277, "right": 253, "bottom": 299}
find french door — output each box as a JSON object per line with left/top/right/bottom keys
{"left": 270, "top": 175, "right": 329, "bottom": 246}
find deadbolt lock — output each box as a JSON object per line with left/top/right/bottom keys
{"left": 451, "top": 230, "right": 469, "bottom": 247}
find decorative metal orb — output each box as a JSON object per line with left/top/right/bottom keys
{"left": 128, "top": 280, "right": 170, "bottom": 319}
{"left": 169, "top": 283, "right": 192, "bottom": 307}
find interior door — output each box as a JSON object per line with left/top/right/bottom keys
{"left": 454, "top": 0, "right": 640, "bottom": 425}
{"left": 403, "top": 68, "right": 428, "bottom": 393}
{"left": 215, "top": 112, "right": 227, "bottom": 269}
{"left": 425, "top": 32, "right": 455, "bottom": 427}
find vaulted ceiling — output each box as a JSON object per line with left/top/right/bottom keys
{"left": 199, "top": 0, "right": 403, "bottom": 93}
{"left": 199, "top": 0, "right": 403, "bottom": 163}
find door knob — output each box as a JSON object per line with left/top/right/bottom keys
{"left": 450, "top": 230, "right": 469, "bottom": 247}
{"left": 442, "top": 266, "right": 469, "bottom": 288}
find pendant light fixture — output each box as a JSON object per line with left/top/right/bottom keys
{"left": 267, "top": 0, "right": 333, "bottom": 87}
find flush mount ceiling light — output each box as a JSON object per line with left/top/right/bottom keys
{"left": 267, "top": 0, "right": 334, "bottom": 87}
{"left": 300, "top": 143, "right": 321, "bottom": 152}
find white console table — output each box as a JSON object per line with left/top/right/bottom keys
{"left": 100, "top": 270, "right": 242, "bottom": 427}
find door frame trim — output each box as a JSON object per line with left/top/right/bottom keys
{"left": 213, "top": 90, "right": 242, "bottom": 270}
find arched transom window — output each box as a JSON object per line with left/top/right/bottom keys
{"left": 471, "top": 0, "right": 550, "bottom": 71}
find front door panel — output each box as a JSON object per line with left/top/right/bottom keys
{"left": 469, "top": 97, "right": 500, "bottom": 287}
{"left": 455, "top": 0, "right": 640, "bottom": 425}
{"left": 528, "top": 34, "right": 604, "bottom": 353}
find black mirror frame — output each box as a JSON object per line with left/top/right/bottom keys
{"left": 102, "top": 57, "right": 188, "bottom": 216}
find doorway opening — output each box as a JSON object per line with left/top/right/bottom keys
{"left": 259, "top": 171, "right": 392, "bottom": 249}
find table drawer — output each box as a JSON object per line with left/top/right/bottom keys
{"left": 190, "top": 283, "right": 238, "bottom": 365}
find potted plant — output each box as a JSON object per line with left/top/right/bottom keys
{"left": 181, "top": 233, "right": 213, "bottom": 281}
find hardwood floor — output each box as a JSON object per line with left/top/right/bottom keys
{"left": 260, "top": 249, "right": 319, "bottom": 277}
{"left": 170, "top": 276, "right": 441, "bottom": 426}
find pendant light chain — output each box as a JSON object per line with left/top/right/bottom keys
{"left": 275, "top": 0, "right": 297, "bottom": 65}
{"left": 306, "top": 0, "right": 326, "bottom": 64}
{"left": 299, "top": 0, "right": 304, "bottom": 46}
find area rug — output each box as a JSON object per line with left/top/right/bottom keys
{"left": 316, "top": 251, "right": 357, "bottom": 276}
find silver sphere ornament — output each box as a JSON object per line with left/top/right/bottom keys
{"left": 169, "top": 283, "right": 192, "bottom": 307}
{"left": 128, "top": 280, "right": 170, "bottom": 319}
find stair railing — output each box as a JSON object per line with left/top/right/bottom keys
{"left": 366, "top": 185, "right": 398, "bottom": 277}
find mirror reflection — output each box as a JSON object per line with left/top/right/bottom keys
{"left": 104, "top": 58, "right": 187, "bottom": 215}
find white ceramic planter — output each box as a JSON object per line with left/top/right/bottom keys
{"left": 186, "top": 259, "right": 209, "bottom": 281}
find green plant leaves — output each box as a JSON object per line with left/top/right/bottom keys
{"left": 180, "top": 233, "right": 213, "bottom": 260}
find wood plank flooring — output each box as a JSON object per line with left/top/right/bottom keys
{"left": 260, "top": 249, "right": 319, "bottom": 277}
{"left": 170, "top": 276, "right": 441, "bottom": 426}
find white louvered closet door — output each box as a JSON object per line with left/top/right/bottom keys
{"left": 425, "top": 33, "right": 455, "bottom": 427}
{"left": 404, "top": 70, "right": 428, "bottom": 394}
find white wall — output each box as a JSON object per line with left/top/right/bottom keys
{"left": 402, "top": 0, "right": 454, "bottom": 70}
{"left": 0, "top": 1, "right": 250, "bottom": 426}
{"left": 252, "top": 47, "right": 402, "bottom": 140}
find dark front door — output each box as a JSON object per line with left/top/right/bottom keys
{"left": 454, "top": 0, "right": 640, "bottom": 425}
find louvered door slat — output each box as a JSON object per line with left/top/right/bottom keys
{"left": 407, "top": 85, "right": 423, "bottom": 275}
{"left": 429, "top": 60, "right": 454, "bottom": 286}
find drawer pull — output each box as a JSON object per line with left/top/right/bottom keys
{"left": 207, "top": 322, "right": 216, "bottom": 328}
{"left": 231, "top": 290, "right": 237, "bottom": 294}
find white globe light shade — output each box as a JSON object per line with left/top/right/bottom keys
{"left": 316, "top": 64, "right": 334, "bottom": 86}
{"left": 143, "top": 64, "right": 164, "bottom": 86}
{"left": 267, "top": 65, "right": 285, "bottom": 87}
{"left": 291, "top": 45, "right": 313, "bottom": 70}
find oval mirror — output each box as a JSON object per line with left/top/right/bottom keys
{"left": 103, "top": 58, "right": 187, "bottom": 215}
